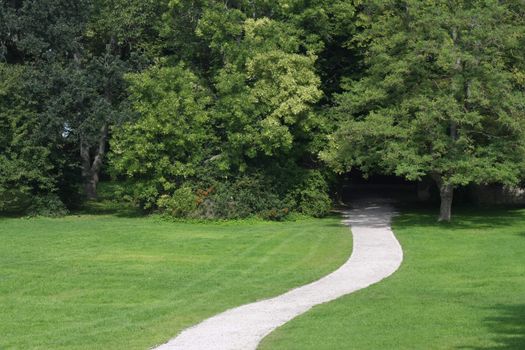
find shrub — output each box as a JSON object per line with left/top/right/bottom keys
{"left": 157, "top": 186, "right": 197, "bottom": 218}
{"left": 124, "top": 169, "right": 332, "bottom": 220}
{"left": 27, "top": 194, "right": 69, "bottom": 217}
{"left": 193, "top": 174, "right": 291, "bottom": 220}
{"left": 288, "top": 170, "right": 332, "bottom": 217}
{"left": 259, "top": 207, "right": 290, "bottom": 221}
{"left": 0, "top": 188, "right": 32, "bottom": 214}
{"left": 123, "top": 181, "right": 160, "bottom": 210}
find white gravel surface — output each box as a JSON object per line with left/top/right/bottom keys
{"left": 152, "top": 200, "right": 403, "bottom": 350}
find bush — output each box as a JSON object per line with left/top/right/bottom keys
{"left": 0, "top": 190, "right": 69, "bottom": 217}
{"left": 0, "top": 188, "right": 32, "bottom": 214}
{"left": 124, "top": 169, "right": 332, "bottom": 220}
{"left": 121, "top": 181, "right": 160, "bottom": 210}
{"left": 193, "top": 174, "right": 291, "bottom": 220}
{"left": 259, "top": 207, "right": 290, "bottom": 221}
{"left": 27, "top": 194, "right": 69, "bottom": 217}
{"left": 288, "top": 170, "right": 332, "bottom": 217}
{"left": 157, "top": 186, "right": 197, "bottom": 218}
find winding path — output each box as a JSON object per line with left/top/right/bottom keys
{"left": 152, "top": 200, "right": 403, "bottom": 350}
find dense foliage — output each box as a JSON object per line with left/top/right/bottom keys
{"left": 1, "top": 0, "right": 524, "bottom": 220}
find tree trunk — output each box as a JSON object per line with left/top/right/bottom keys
{"left": 438, "top": 183, "right": 454, "bottom": 222}
{"left": 432, "top": 174, "right": 454, "bottom": 222}
{"left": 80, "top": 124, "right": 108, "bottom": 200}
{"left": 84, "top": 172, "right": 98, "bottom": 200}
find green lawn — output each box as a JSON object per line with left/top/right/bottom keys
{"left": 0, "top": 213, "right": 351, "bottom": 349}
{"left": 259, "top": 207, "right": 525, "bottom": 350}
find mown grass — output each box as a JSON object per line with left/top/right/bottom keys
{"left": 259, "top": 207, "right": 525, "bottom": 350}
{"left": 0, "top": 213, "right": 351, "bottom": 349}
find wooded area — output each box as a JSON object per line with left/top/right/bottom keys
{"left": 1, "top": 0, "right": 524, "bottom": 221}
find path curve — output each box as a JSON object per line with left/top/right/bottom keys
{"left": 152, "top": 200, "right": 403, "bottom": 350}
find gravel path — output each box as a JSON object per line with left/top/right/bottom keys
{"left": 152, "top": 200, "right": 403, "bottom": 350}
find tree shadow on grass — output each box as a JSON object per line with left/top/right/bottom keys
{"left": 458, "top": 304, "right": 525, "bottom": 350}
{"left": 0, "top": 200, "right": 145, "bottom": 219}
{"left": 0, "top": 212, "right": 25, "bottom": 220}
{"left": 73, "top": 199, "right": 145, "bottom": 218}
{"left": 393, "top": 205, "right": 525, "bottom": 231}
{"left": 328, "top": 205, "right": 397, "bottom": 229}
{"left": 327, "top": 202, "right": 525, "bottom": 231}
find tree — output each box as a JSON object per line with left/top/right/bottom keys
{"left": 1, "top": 0, "right": 170, "bottom": 202}
{"left": 0, "top": 0, "right": 92, "bottom": 211}
{"left": 75, "top": 0, "right": 167, "bottom": 199}
{"left": 105, "top": 1, "right": 336, "bottom": 217}
{"left": 0, "top": 63, "right": 57, "bottom": 211}
{"left": 208, "top": 16, "right": 323, "bottom": 168}
{"left": 322, "top": 0, "right": 525, "bottom": 221}
{"left": 110, "top": 64, "right": 214, "bottom": 208}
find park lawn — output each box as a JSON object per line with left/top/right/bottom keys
{"left": 260, "top": 207, "right": 525, "bottom": 350}
{"left": 0, "top": 213, "right": 351, "bottom": 350}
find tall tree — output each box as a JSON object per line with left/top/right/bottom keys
{"left": 110, "top": 64, "right": 214, "bottom": 208}
{"left": 76, "top": 0, "right": 167, "bottom": 199}
{"left": 0, "top": 63, "right": 58, "bottom": 211}
{"left": 110, "top": 0, "right": 338, "bottom": 216}
{"left": 0, "top": 0, "right": 92, "bottom": 210}
{"left": 322, "top": 0, "right": 525, "bottom": 221}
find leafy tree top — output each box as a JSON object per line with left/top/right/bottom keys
{"left": 323, "top": 0, "right": 525, "bottom": 187}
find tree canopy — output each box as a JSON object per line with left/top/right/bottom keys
{"left": 1, "top": 0, "right": 524, "bottom": 220}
